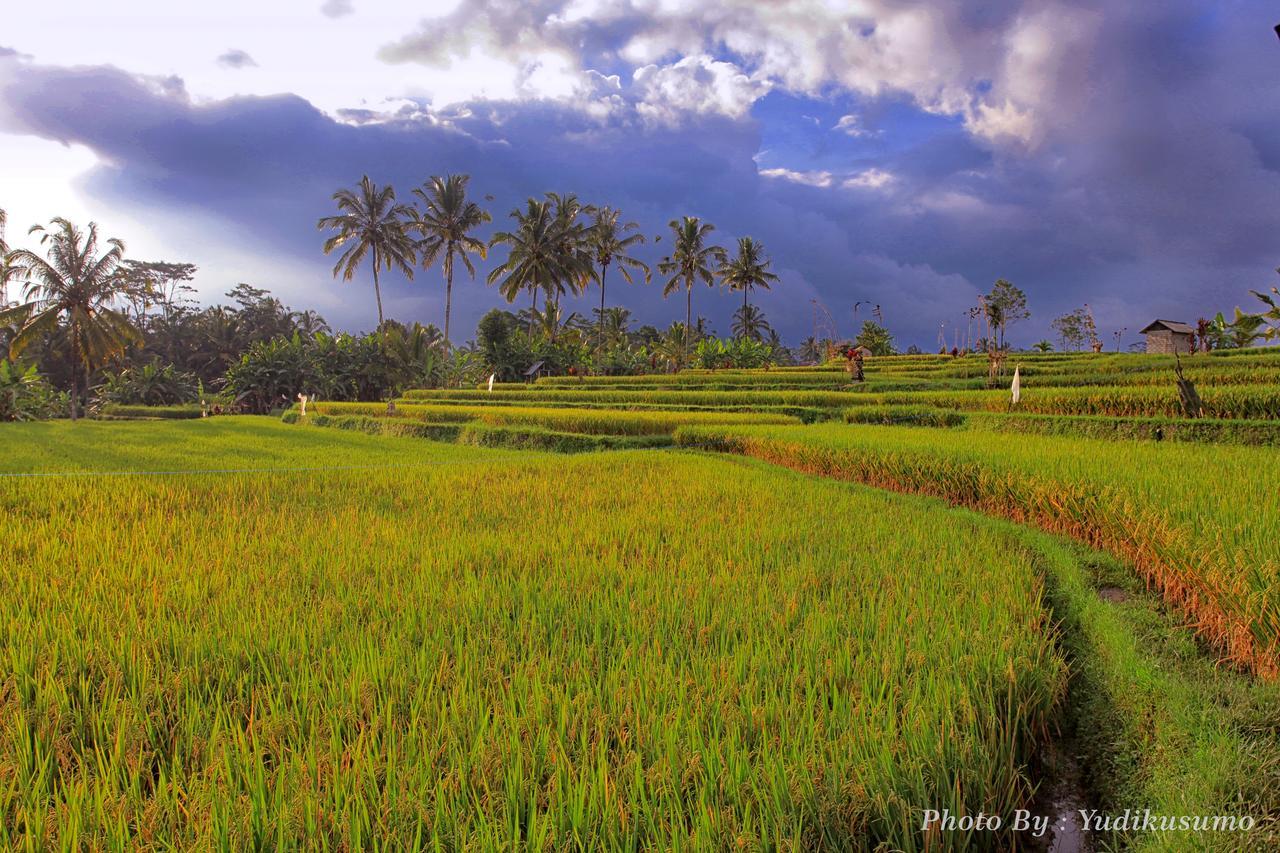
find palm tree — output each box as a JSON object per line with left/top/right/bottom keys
{"left": 544, "top": 192, "right": 595, "bottom": 317}
{"left": 0, "top": 208, "right": 7, "bottom": 304}
{"left": 519, "top": 303, "right": 585, "bottom": 341}
{"left": 719, "top": 236, "right": 779, "bottom": 315}
{"left": 291, "top": 309, "right": 331, "bottom": 336}
{"left": 488, "top": 199, "right": 591, "bottom": 336}
{"left": 591, "top": 306, "right": 632, "bottom": 350}
{"left": 0, "top": 218, "right": 142, "bottom": 419}
{"left": 588, "top": 206, "right": 649, "bottom": 351}
{"left": 0, "top": 208, "right": 18, "bottom": 307}
{"left": 196, "top": 307, "right": 243, "bottom": 377}
{"left": 411, "top": 174, "right": 491, "bottom": 347}
{"left": 381, "top": 321, "right": 445, "bottom": 387}
{"left": 657, "top": 217, "right": 725, "bottom": 366}
{"left": 650, "top": 323, "right": 694, "bottom": 373}
{"left": 731, "top": 303, "right": 772, "bottom": 341}
{"left": 317, "top": 175, "right": 417, "bottom": 330}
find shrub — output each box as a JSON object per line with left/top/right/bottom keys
{"left": 0, "top": 361, "right": 65, "bottom": 421}
{"left": 224, "top": 332, "right": 400, "bottom": 414}
{"left": 693, "top": 337, "right": 777, "bottom": 370}
{"left": 95, "top": 361, "right": 198, "bottom": 406}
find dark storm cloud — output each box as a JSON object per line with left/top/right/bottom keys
{"left": 379, "top": 0, "right": 651, "bottom": 71}
{"left": 2, "top": 0, "right": 1279, "bottom": 347}
{"left": 216, "top": 49, "right": 258, "bottom": 70}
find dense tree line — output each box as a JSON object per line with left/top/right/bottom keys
{"left": 0, "top": 182, "right": 797, "bottom": 420}
{"left": 5, "top": 176, "right": 1277, "bottom": 420}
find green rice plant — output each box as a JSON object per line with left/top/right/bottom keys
{"left": 300, "top": 412, "right": 466, "bottom": 443}
{"left": 397, "top": 396, "right": 834, "bottom": 423}
{"left": 878, "top": 384, "right": 1280, "bottom": 419}
{"left": 307, "top": 400, "right": 801, "bottom": 435}
{"left": 456, "top": 423, "right": 674, "bottom": 452}
{"left": 535, "top": 371, "right": 850, "bottom": 388}
{"left": 968, "top": 412, "right": 1280, "bottom": 446}
{"left": 301, "top": 401, "right": 479, "bottom": 423}
{"left": 0, "top": 419, "right": 1066, "bottom": 850}
{"left": 97, "top": 403, "right": 205, "bottom": 420}
{"left": 946, "top": 367, "right": 1280, "bottom": 389}
{"left": 291, "top": 411, "right": 673, "bottom": 452}
{"left": 401, "top": 387, "right": 872, "bottom": 410}
{"left": 674, "top": 423, "right": 1280, "bottom": 677}
{"left": 843, "top": 405, "right": 967, "bottom": 428}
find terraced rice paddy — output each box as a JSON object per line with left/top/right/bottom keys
{"left": 306, "top": 400, "right": 802, "bottom": 434}
{"left": 4, "top": 420, "right": 1064, "bottom": 850}
{"left": 6, "top": 347, "right": 1280, "bottom": 850}
{"left": 672, "top": 422, "right": 1280, "bottom": 675}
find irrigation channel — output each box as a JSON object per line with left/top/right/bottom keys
{"left": 703, "top": 451, "right": 1115, "bottom": 852}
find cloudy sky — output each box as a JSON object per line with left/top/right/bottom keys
{"left": 2, "top": 1, "right": 1278, "bottom": 348}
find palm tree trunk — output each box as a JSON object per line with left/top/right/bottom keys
{"left": 685, "top": 276, "right": 692, "bottom": 369}
{"left": 551, "top": 286, "right": 561, "bottom": 342}
{"left": 444, "top": 259, "right": 454, "bottom": 350}
{"left": 83, "top": 358, "right": 92, "bottom": 420}
{"left": 69, "top": 323, "right": 80, "bottom": 421}
{"left": 529, "top": 287, "right": 538, "bottom": 335}
{"left": 598, "top": 261, "right": 608, "bottom": 353}
{"left": 372, "top": 262, "right": 385, "bottom": 330}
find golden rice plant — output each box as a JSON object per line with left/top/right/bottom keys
{"left": 0, "top": 419, "right": 1065, "bottom": 850}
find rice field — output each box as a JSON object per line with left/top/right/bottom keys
{"left": 1, "top": 420, "right": 1065, "bottom": 850}
{"left": 673, "top": 422, "right": 1280, "bottom": 676}
{"left": 8, "top": 347, "right": 1280, "bottom": 849}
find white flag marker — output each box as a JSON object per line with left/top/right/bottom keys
{"left": 488, "top": 373, "right": 496, "bottom": 392}
{"left": 1011, "top": 366, "right": 1021, "bottom": 406}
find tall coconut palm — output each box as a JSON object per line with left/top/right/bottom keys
{"left": 544, "top": 192, "right": 595, "bottom": 315}
{"left": 488, "top": 199, "right": 591, "bottom": 336}
{"left": 657, "top": 216, "right": 725, "bottom": 366}
{"left": 0, "top": 218, "right": 142, "bottom": 419}
{"left": 588, "top": 206, "right": 649, "bottom": 351}
{"left": 317, "top": 176, "right": 416, "bottom": 330}
{"left": 411, "top": 174, "right": 491, "bottom": 347}
{"left": 719, "top": 236, "right": 779, "bottom": 315}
